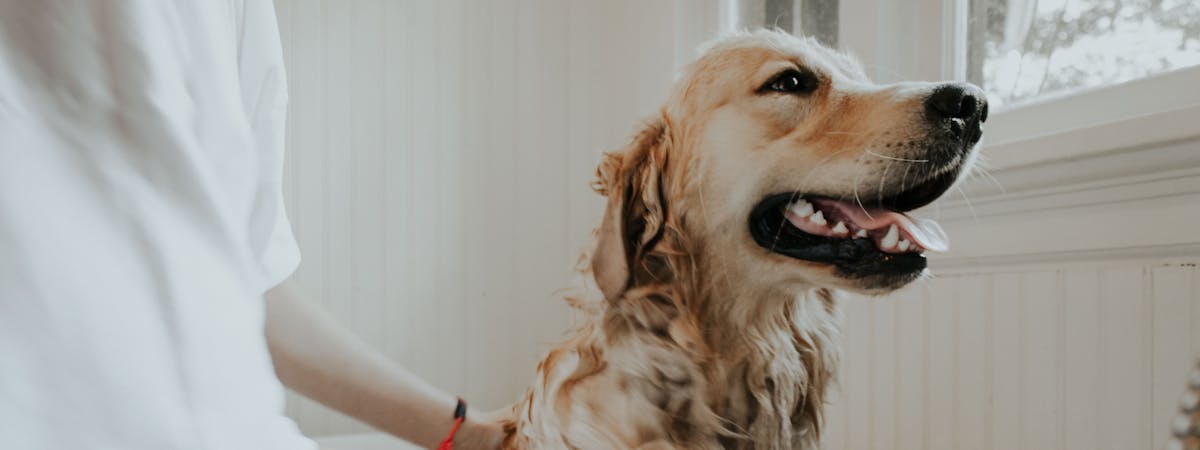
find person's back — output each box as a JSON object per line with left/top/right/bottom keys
{"left": 0, "top": 1, "right": 311, "bottom": 448}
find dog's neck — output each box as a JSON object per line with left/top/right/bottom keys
{"left": 684, "top": 275, "right": 842, "bottom": 447}
{"left": 607, "top": 231, "right": 841, "bottom": 446}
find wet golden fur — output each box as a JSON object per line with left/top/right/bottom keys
{"left": 501, "top": 30, "right": 973, "bottom": 449}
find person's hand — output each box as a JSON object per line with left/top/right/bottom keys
{"left": 453, "top": 404, "right": 513, "bottom": 450}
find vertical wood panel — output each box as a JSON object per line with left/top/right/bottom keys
{"left": 823, "top": 363, "right": 849, "bottom": 450}
{"left": 1063, "top": 268, "right": 1100, "bottom": 450}
{"left": 925, "top": 279, "right": 956, "bottom": 450}
{"left": 460, "top": 0, "right": 495, "bottom": 409}
{"left": 1019, "top": 271, "right": 1060, "bottom": 450}
{"left": 894, "top": 285, "right": 925, "bottom": 450}
{"left": 406, "top": 0, "right": 437, "bottom": 391}
{"left": 842, "top": 295, "right": 873, "bottom": 450}
{"left": 990, "top": 273, "right": 1021, "bottom": 450}
{"left": 484, "top": 0, "right": 520, "bottom": 403}
{"left": 1194, "top": 266, "right": 1200, "bottom": 356}
{"left": 871, "top": 297, "right": 897, "bottom": 450}
{"left": 955, "top": 274, "right": 992, "bottom": 450}
{"left": 1098, "top": 267, "right": 1147, "bottom": 450}
{"left": 432, "top": 0, "right": 465, "bottom": 395}
{"left": 323, "top": 0, "right": 362, "bottom": 433}
{"left": 1152, "top": 266, "right": 1195, "bottom": 450}
{"left": 350, "top": 0, "right": 385, "bottom": 389}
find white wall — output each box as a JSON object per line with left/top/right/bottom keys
{"left": 824, "top": 262, "right": 1200, "bottom": 450}
{"left": 273, "top": 0, "right": 680, "bottom": 436}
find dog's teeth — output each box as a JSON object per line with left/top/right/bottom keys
{"left": 832, "top": 222, "right": 848, "bottom": 235}
{"left": 898, "top": 239, "right": 911, "bottom": 251}
{"left": 855, "top": 229, "right": 869, "bottom": 239}
{"left": 881, "top": 224, "right": 899, "bottom": 249}
{"left": 789, "top": 201, "right": 814, "bottom": 217}
{"left": 810, "top": 211, "right": 827, "bottom": 226}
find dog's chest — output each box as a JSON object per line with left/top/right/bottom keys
{"left": 702, "top": 358, "right": 824, "bottom": 450}
{"left": 511, "top": 292, "right": 840, "bottom": 450}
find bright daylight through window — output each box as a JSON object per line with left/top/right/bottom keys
{"left": 967, "top": 0, "right": 1200, "bottom": 108}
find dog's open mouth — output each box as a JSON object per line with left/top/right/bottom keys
{"left": 748, "top": 177, "right": 955, "bottom": 279}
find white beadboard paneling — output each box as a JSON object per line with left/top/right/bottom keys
{"left": 274, "top": 0, "right": 677, "bottom": 437}
{"left": 832, "top": 262, "right": 1199, "bottom": 450}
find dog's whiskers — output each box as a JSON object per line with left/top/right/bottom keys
{"left": 865, "top": 149, "right": 928, "bottom": 163}
{"left": 899, "top": 164, "right": 913, "bottom": 196}
{"left": 969, "top": 162, "right": 1005, "bottom": 193}
{"left": 877, "top": 159, "right": 892, "bottom": 207}
{"left": 956, "top": 184, "right": 980, "bottom": 225}
{"left": 790, "top": 146, "right": 859, "bottom": 193}
{"left": 851, "top": 152, "right": 874, "bottom": 219}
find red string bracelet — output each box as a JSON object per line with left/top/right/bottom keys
{"left": 437, "top": 398, "right": 467, "bottom": 450}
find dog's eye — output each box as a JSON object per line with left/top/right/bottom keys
{"left": 763, "top": 70, "right": 819, "bottom": 94}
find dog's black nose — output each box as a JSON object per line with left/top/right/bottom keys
{"left": 925, "top": 83, "right": 988, "bottom": 137}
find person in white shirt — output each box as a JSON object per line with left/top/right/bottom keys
{"left": 0, "top": 1, "right": 506, "bottom": 448}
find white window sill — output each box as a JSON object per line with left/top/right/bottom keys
{"left": 983, "top": 101, "right": 1200, "bottom": 173}
{"left": 981, "top": 65, "right": 1200, "bottom": 171}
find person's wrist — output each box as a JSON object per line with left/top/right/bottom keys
{"left": 447, "top": 404, "right": 510, "bottom": 450}
{"left": 457, "top": 416, "right": 504, "bottom": 450}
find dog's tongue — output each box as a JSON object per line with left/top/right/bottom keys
{"left": 809, "top": 198, "right": 950, "bottom": 252}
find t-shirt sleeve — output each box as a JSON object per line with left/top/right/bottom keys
{"left": 237, "top": 0, "right": 301, "bottom": 293}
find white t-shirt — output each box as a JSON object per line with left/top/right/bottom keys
{"left": 0, "top": 1, "right": 314, "bottom": 449}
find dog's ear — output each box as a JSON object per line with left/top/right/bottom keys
{"left": 592, "top": 120, "right": 669, "bottom": 302}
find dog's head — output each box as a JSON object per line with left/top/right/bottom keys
{"left": 592, "top": 30, "right": 986, "bottom": 302}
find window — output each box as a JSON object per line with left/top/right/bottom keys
{"left": 966, "top": 0, "right": 1200, "bottom": 108}
{"left": 732, "top": 0, "right": 839, "bottom": 47}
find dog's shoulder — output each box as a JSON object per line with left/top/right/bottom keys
{"left": 505, "top": 291, "right": 727, "bottom": 449}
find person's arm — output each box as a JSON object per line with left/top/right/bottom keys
{"left": 264, "top": 280, "right": 508, "bottom": 449}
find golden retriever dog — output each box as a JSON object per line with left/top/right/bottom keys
{"left": 501, "top": 30, "right": 987, "bottom": 450}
